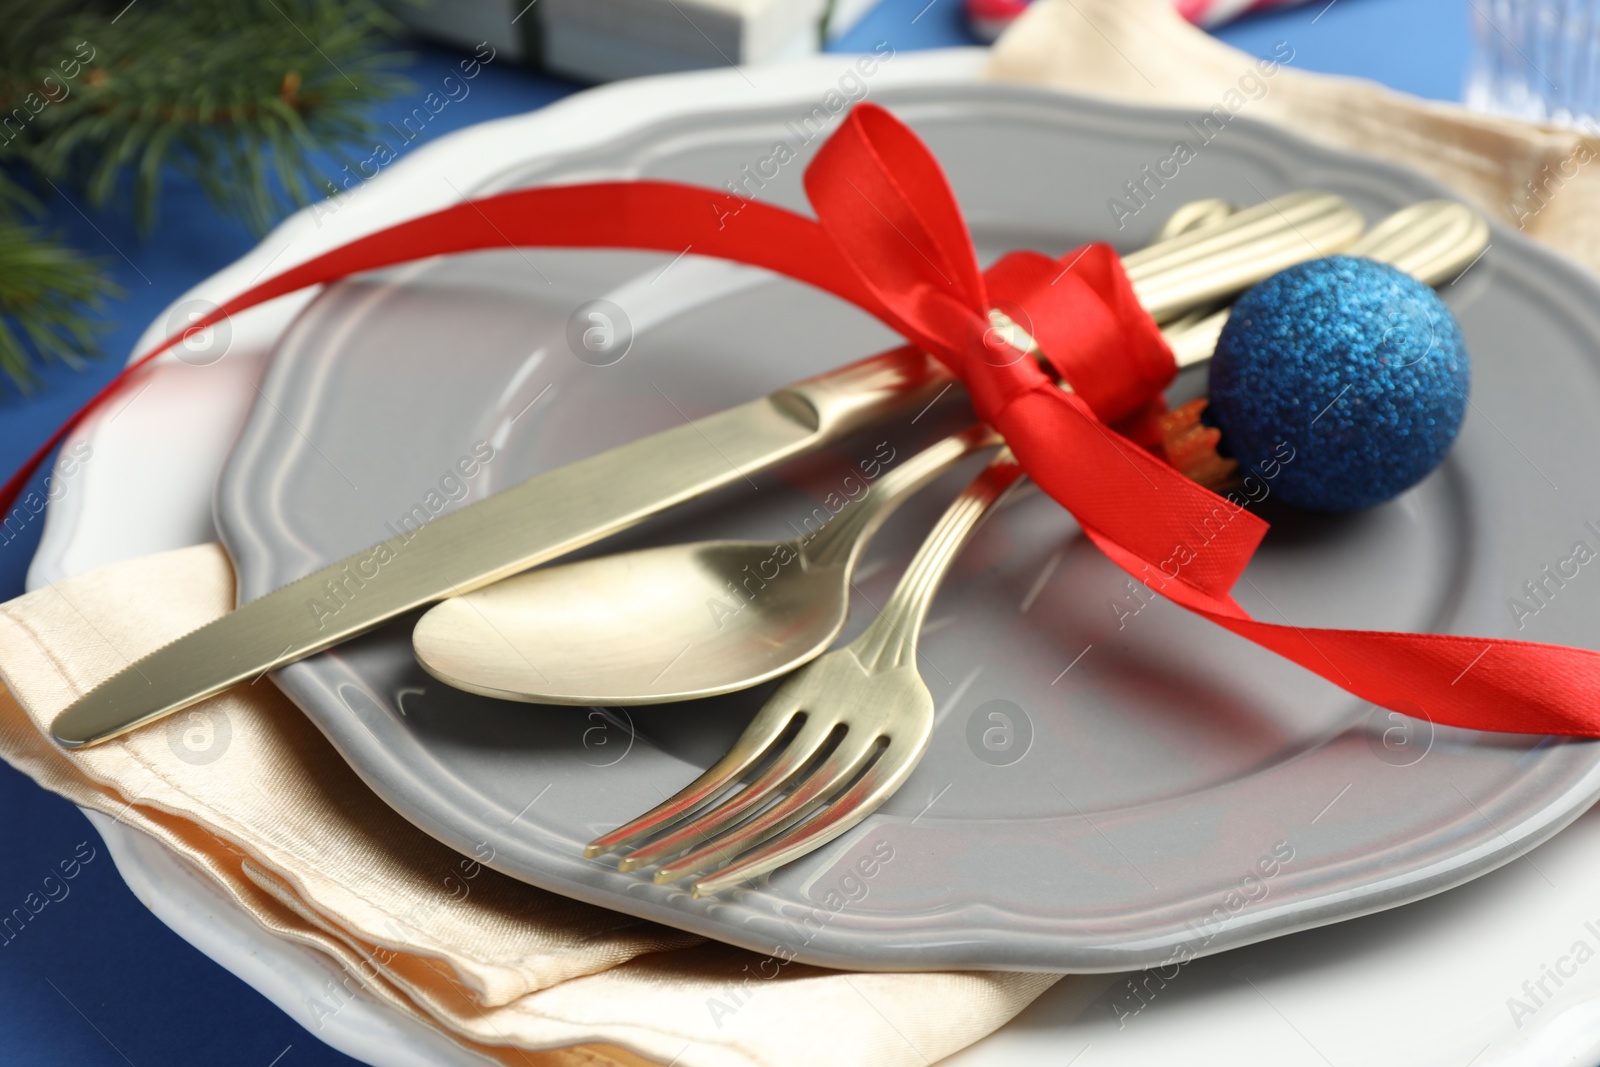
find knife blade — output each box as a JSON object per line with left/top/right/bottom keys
{"left": 51, "top": 346, "right": 956, "bottom": 748}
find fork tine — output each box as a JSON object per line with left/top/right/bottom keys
{"left": 652, "top": 732, "right": 886, "bottom": 885}
{"left": 616, "top": 712, "right": 842, "bottom": 872}
{"left": 688, "top": 733, "right": 928, "bottom": 896}
{"left": 584, "top": 701, "right": 801, "bottom": 859}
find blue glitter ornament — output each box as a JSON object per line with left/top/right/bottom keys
{"left": 1207, "top": 255, "right": 1470, "bottom": 512}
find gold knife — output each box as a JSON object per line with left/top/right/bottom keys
{"left": 50, "top": 190, "right": 1364, "bottom": 748}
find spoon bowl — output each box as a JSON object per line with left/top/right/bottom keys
{"left": 415, "top": 424, "right": 998, "bottom": 703}
{"left": 415, "top": 538, "right": 854, "bottom": 704}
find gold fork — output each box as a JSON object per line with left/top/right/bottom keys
{"left": 582, "top": 202, "right": 1241, "bottom": 893}
{"left": 591, "top": 443, "right": 1024, "bottom": 895}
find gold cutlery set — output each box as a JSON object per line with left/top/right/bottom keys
{"left": 50, "top": 193, "right": 1488, "bottom": 894}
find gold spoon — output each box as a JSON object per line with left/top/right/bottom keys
{"left": 409, "top": 196, "right": 1367, "bottom": 706}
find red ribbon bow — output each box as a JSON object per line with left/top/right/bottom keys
{"left": 8, "top": 103, "right": 1600, "bottom": 737}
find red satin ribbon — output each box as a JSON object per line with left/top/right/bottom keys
{"left": 8, "top": 103, "right": 1600, "bottom": 737}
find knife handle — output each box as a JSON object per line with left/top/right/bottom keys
{"left": 782, "top": 343, "right": 957, "bottom": 438}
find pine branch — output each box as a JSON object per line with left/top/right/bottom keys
{"left": 0, "top": 0, "right": 412, "bottom": 391}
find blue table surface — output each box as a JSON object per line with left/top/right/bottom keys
{"left": 0, "top": 2, "right": 1473, "bottom": 1064}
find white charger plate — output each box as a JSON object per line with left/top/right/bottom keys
{"left": 28, "top": 47, "right": 1600, "bottom": 1065}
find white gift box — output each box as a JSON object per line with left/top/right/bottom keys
{"left": 397, "top": 0, "right": 885, "bottom": 81}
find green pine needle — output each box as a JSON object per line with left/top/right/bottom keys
{"left": 0, "top": 216, "right": 112, "bottom": 392}
{"left": 0, "top": 0, "right": 411, "bottom": 390}
{"left": 7, "top": 0, "right": 412, "bottom": 234}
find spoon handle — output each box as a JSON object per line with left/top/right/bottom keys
{"left": 803, "top": 193, "right": 1320, "bottom": 573}
{"left": 800, "top": 424, "right": 1003, "bottom": 569}
{"left": 812, "top": 199, "right": 1267, "bottom": 669}
{"left": 847, "top": 449, "right": 1028, "bottom": 673}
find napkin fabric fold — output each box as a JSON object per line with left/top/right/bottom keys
{"left": 6, "top": 4, "right": 1599, "bottom": 1064}
{"left": 0, "top": 544, "right": 1053, "bottom": 1067}
{"left": 987, "top": 0, "right": 1600, "bottom": 275}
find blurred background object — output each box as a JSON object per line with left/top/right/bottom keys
{"left": 965, "top": 0, "right": 1031, "bottom": 42}
{"left": 396, "top": 0, "right": 888, "bottom": 79}
{"left": 1465, "top": 0, "right": 1600, "bottom": 127}
{"left": 965, "top": 0, "right": 1318, "bottom": 43}
{"left": 395, "top": 0, "right": 1335, "bottom": 66}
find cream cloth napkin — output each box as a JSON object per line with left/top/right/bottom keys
{"left": 0, "top": 544, "right": 1055, "bottom": 1066}
{"left": 987, "top": 0, "right": 1600, "bottom": 273}
{"left": 5, "top": 7, "right": 1598, "bottom": 1065}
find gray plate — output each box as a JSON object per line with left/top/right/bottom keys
{"left": 217, "top": 83, "right": 1600, "bottom": 973}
